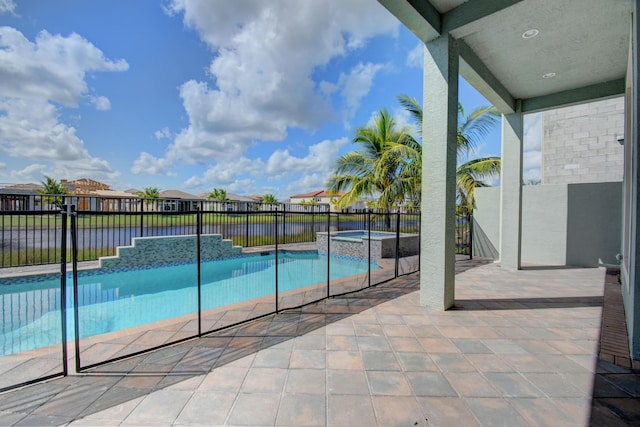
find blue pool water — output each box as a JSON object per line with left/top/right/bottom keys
{"left": 0, "top": 251, "right": 378, "bottom": 356}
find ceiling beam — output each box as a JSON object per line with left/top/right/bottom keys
{"left": 521, "top": 79, "right": 626, "bottom": 112}
{"left": 442, "top": 0, "right": 525, "bottom": 36}
{"left": 377, "top": 0, "right": 441, "bottom": 42}
{"left": 458, "top": 41, "right": 516, "bottom": 114}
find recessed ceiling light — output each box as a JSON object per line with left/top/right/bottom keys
{"left": 522, "top": 29, "right": 539, "bottom": 39}
{"left": 542, "top": 72, "right": 557, "bottom": 79}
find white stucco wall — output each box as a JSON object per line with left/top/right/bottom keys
{"left": 474, "top": 182, "right": 622, "bottom": 267}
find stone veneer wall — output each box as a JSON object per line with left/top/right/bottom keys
{"left": 317, "top": 232, "right": 419, "bottom": 259}
{"left": 99, "top": 234, "right": 242, "bottom": 269}
{"left": 542, "top": 97, "right": 624, "bottom": 184}
{"left": 317, "top": 233, "right": 382, "bottom": 259}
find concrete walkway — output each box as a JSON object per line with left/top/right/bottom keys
{"left": 0, "top": 259, "right": 639, "bottom": 426}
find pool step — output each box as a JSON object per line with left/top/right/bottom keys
{"left": 99, "top": 234, "right": 242, "bottom": 269}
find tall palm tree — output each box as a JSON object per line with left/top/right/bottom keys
{"left": 327, "top": 108, "right": 420, "bottom": 212}
{"left": 398, "top": 95, "right": 501, "bottom": 213}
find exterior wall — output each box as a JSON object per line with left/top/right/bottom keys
{"left": 521, "top": 185, "right": 568, "bottom": 265}
{"left": 99, "top": 234, "right": 242, "bottom": 269}
{"left": 621, "top": 4, "right": 639, "bottom": 359}
{"left": 566, "top": 182, "right": 623, "bottom": 267}
{"left": 474, "top": 182, "right": 622, "bottom": 267}
{"left": 542, "top": 97, "right": 624, "bottom": 185}
{"left": 472, "top": 188, "right": 500, "bottom": 260}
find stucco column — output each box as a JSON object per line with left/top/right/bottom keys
{"left": 420, "top": 35, "right": 458, "bottom": 309}
{"left": 499, "top": 104, "right": 523, "bottom": 269}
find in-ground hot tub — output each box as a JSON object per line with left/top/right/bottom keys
{"left": 316, "top": 230, "right": 419, "bottom": 259}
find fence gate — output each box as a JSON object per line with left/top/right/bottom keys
{"left": 0, "top": 207, "right": 68, "bottom": 392}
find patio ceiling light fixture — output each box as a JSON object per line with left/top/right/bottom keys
{"left": 522, "top": 29, "right": 539, "bottom": 39}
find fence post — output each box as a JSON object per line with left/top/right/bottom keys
{"left": 275, "top": 207, "right": 279, "bottom": 312}
{"left": 197, "top": 206, "right": 202, "bottom": 336}
{"left": 70, "top": 205, "right": 81, "bottom": 373}
{"left": 327, "top": 211, "right": 331, "bottom": 295}
{"left": 395, "top": 211, "right": 400, "bottom": 278}
{"left": 418, "top": 211, "right": 421, "bottom": 272}
{"left": 282, "top": 203, "right": 286, "bottom": 245}
{"left": 60, "top": 206, "right": 68, "bottom": 376}
{"left": 245, "top": 210, "right": 249, "bottom": 247}
{"left": 139, "top": 199, "right": 144, "bottom": 238}
{"left": 368, "top": 209, "right": 371, "bottom": 288}
{"left": 468, "top": 212, "right": 473, "bottom": 260}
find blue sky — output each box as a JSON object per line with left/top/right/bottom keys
{"left": 0, "top": 0, "right": 538, "bottom": 199}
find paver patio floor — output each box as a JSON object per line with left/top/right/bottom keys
{"left": 0, "top": 259, "right": 639, "bottom": 426}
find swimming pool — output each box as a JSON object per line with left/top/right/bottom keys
{"left": 0, "top": 251, "right": 378, "bottom": 356}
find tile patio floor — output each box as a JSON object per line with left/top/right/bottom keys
{"left": 0, "top": 259, "right": 639, "bottom": 426}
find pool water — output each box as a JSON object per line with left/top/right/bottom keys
{"left": 0, "top": 251, "right": 378, "bottom": 356}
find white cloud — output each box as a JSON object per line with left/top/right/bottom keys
{"left": 10, "top": 164, "right": 47, "bottom": 182}
{"left": 0, "top": 27, "right": 127, "bottom": 181}
{"left": 320, "top": 81, "right": 338, "bottom": 97}
{"left": 0, "top": 0, "right": 16, "bottom": 15}
{"left": 181, "top": 157, "right": 265, "bottom": 190}
{"left": 406, "top": 42, "right": 423, "bottom": 68}
{"left": 147, "top": 0, "right": 399, "bottom": 168}
{"left": 266, "top": 137, "right": 349, "bottom": 178}
{"left": 155, "top": 127, "right": 172, "bottom": 140}
{"left": 181, "top": 137, "right": 349, "bottom": 195}
{"left": 338, "top": 62, "right": 386, "bottom": 126}
{"left": 0, "top": 98, "right": 119, "bottom": 179}
{"left": 285, "top": 172, "right": 327, "bottom": 196}
{"left": 130, "top": 152, "right": 176, "bottom": 176}
{"left": 0, "top": 27, "right": 128, "bottom": 106}
{"left": 90, "top": 95, "right": 111, "bottom": 111}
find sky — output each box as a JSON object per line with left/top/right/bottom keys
{"left": 0, "top": 0, "right": 540, "bottom": 199}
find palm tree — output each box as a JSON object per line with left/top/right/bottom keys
{"left": 38, "top": 176, "right": 67, "bottom": 208}
{"left": 208, "top": 188, "right": 229, "bottom": 211}
{"left": 208, "top": 188, "right": 228, "bottom": 202}
{"left": 262, "top": 194, "right": 278, "bottom": 204}
{"left": 262, "top": 194, "right": 278, "bottom": 210}
{"left": 327, "top": 108, "right": 420, "bottom": 212}
{"left": 398, "top": 95, "right": 501, "bottom": 213}
{"left": 137, "top": 187, "right": 160, "bottom": 209}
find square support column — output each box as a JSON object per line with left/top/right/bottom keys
{"left": 621, "top": 0, "right": 640, "bottom": 360}
{"left": 499, "top": 105, "right": 523, "bottom": 270}
{"left": 420, "top": 35, "right": 459, "bottom": 309}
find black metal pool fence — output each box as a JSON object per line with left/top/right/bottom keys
{"left": 0, "top": 196, "right": 472, "bottom": 268}
{"left": 0, "top": 197, "right": 471, "bottom": 392}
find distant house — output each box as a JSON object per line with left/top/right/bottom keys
{"left": 289, "top": 190, "right": 365, "bottom": 212}
{"left": 61, "top": 178, "right": 139, "bottom": 211}
{"left": 62, "top": 178, "right": 109, "bottom": 194}
{"left": 197, "top": 192, "right": 258, "bottom": 212}
{"left": 0, "top": 183, "right": 43, "bottom": 211}
{"left": 158, "top": 190, "right": 203, "bottom": 212}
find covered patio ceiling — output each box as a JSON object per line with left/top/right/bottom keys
{"left": 378, "top": 0, "right": 633, "bottom": 113}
